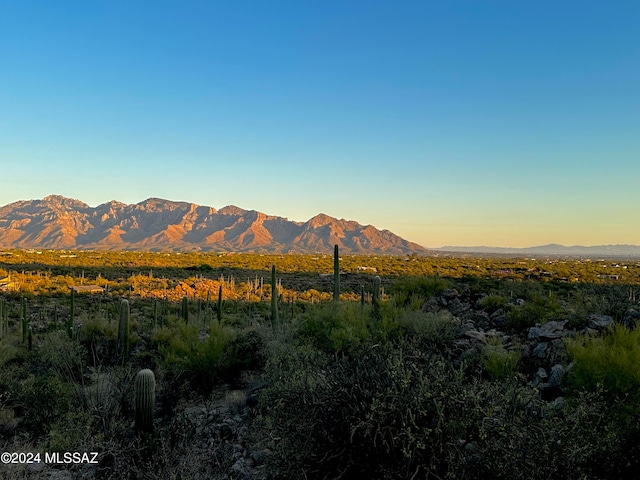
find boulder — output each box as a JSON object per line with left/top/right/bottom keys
{"left": 528, "top": 320, "right": 568, "bottom": 341}
{"left": 588, "top": 314, "right": 613, "bottom": 330}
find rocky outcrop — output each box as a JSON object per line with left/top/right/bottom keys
{"left": 422, "top": 288, "right": 623, "bottom": 404}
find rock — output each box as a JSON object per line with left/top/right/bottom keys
{"left": 493, "top": 314, "right": 507, "bottom": 327}
{"left": 533, "top": 342, "right": 548, "bottom": 358}
{"left": 464, "top": 330, "right": 488, "bottom": 343}
{"left": 550, "top": 396, "right": 565, "bottom": 410}
{"left": 421, "top": 297, "right": 440, "bottom": 313}
{"left": 441, "top": 289, "right": 459, "bottom": 299}
{"left": 548, "top": 364, "right": 564, "bottom": 387}
{"left": 528, "top": 320, "right": 568, "bottom": 341}
{"left": 183, "top": 405, "right": 207, "bottom": 421}
{"left": 549, "top": 339, "right": 569, "bottom": 365}
{"left": 27, "top": 460, "right": 46, "bottom": 472}
{"left": 532, "top": 368, "right": 548, "bottom": 387}
{"left": 535, "top": 364, "right": 565, "bottom": 401}
{"left": 231, "top": 457, "right": 254, "bottom": 480}
{"left": 49, "top": 470, "right": 74, "bottom": 480}
{"left": 457, "top": 321, "right": 475, "bottom": 333}
{"left": 438, "top": 289, "right": 460, "bottom": 307}
{"left": 624, "top": 309, "right": 640, "bottom": 329}
{"left": 588, "top": 314, "right": 613, "bottom": 330}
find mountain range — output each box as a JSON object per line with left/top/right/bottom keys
{"left": 435, "top": 244, "right": 640, "bottom": 258}
{"left": 0, "top": 195, "right": 427, "bottom": 254}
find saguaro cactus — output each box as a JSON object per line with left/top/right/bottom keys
{"left": 68, "top": 287, "right": 75, "bottom": 339}
{"left": 21, "top": 297, "right": 27, "bottom": 343}
{"left": 217, "top": 285, "right": 223, "bottom": 323}
{"left": 181, "top": 296, "right": 189, "bottom": 323}
{"left": 0, "top": 298, "right": 4, "bottom": 338}
{"left": 1, "top": 299, "right": 8, "bottom": 338}
{"left": 118, "top": 299, "right": 130, "bottom": 361}
{"left": 372, "top": 276, "right": 381, "bottom": 319}
{"left": 360, "top": 285, "right": 366, "bottom": 308}
{"left": 271, "top": 265, "right": 278, "bottom": 333}
{"left": 333, "top": 244, "right": 340, "bottom": 302}
{"left": 152, "top": 299, "right": 158, "bottom": 329}
{"left": 134, "top": 369, "right": 156, "bottom": 434}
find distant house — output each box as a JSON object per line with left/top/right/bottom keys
{"left": 354, "top": 266, "right": 378, "bottom": 273}
{"left": 71, "top": 285, "right": 105, "bottom": 294}
{"left": 596, "top": 274, "right": 620, "bottom": 280}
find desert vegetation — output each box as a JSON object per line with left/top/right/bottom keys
{"left": 2, "top": 248, "right": 640, "bottom": 478}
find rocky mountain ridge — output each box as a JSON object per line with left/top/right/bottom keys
{"left": 0, "top": 195, "right": 427, "bottom": 254}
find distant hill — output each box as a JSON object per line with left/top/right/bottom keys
{"left": 0, "top": 195, "right": 428, "bottom": 255}
{"left": 436, "top": 244, "right": 640, "bottom": 258}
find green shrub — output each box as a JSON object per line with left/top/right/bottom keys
{"left": 152, "top": 321, "right": 235, "bottom": 391}
{"left": 257, "top": 340, "right": 487, "bottom": 479}
{"left": 258, "top": 336, "right": 640, "bottom": 480}
{"left": 37, "top": 330, "right": 86, "bottom": 382}
{"left": 47, "top": 409, "right": 95, "bottom": 452}
{"left": 391, "top": 276, "right": 449, "bottom": 307}
{"left": 299, "top": 302, "right": 369, "bottom": 353}
{"left": 566, "top": 324, "right": 640, "bottom": 403}
{"left": 479, "top": 294, "right": 507, "bottom": 312}
{"left": 221, "top": 329, "right": 266, "bottom": 384}
{"left": 17, "top": 373, "right": 76, "bottom": 437}
{"left": 483, "top": 338, "right": 520, "bottom": 380}
{"left": 0, "top": 340, "right": 20, "bottom": 368}
{"left": 397, "top": 310, "right": 458, "bottom": 352}
{"left": 505, "top": 293, "right": 563, "bottom": 333}
{"left": 474, "top": 383, "right": 638, "bottom": 480}
{"left": 151, "top": 322, "right": 199, "bottom": 366}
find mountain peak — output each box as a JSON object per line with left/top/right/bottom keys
{"left": 219, "top": 205, "right": 247, "bottom": 216}
{"left": 41, "top": 194, "right": 89, "bottom": 209}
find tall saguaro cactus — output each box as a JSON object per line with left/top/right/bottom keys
{"left": 0, "top": 298, "right": 4, "bottom": 338}
{"left": 1, "top": 298, "right": 8, "bottom": 338}
{"left": 68, "top": 287, "right": 75, "bottom": 339}
{"left": 372, "top": 275, "right": 381, "bottom": 319}
{"left": 118, "top": 299, "right": 130, "bottom": 361}
{"left": 181, "top": 296, "right": 189, "bottom": 323}
{"left": 152, "top": 299, "right": 158, "bottom": 329}
{"left": 333, "top": 244, "right": 340, "bottom": 302}
{"left": 20, "top": 297, "right": 27, "bottom": 343}
{"left": 134, "top": 369, "right": 156, "bottom": 434}
{"left": 217, "top": 285, "right": 223, "bottom": 323}
{"left": 271, "top": 265, "right": 278, "bottom": 333}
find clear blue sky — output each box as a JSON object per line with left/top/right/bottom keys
{"left": 1, "top": 1, "right": 638, "bottom": 248}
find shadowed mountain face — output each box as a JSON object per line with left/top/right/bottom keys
{"left": 0, "top": 195, "right": 427, "bottom": 254}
